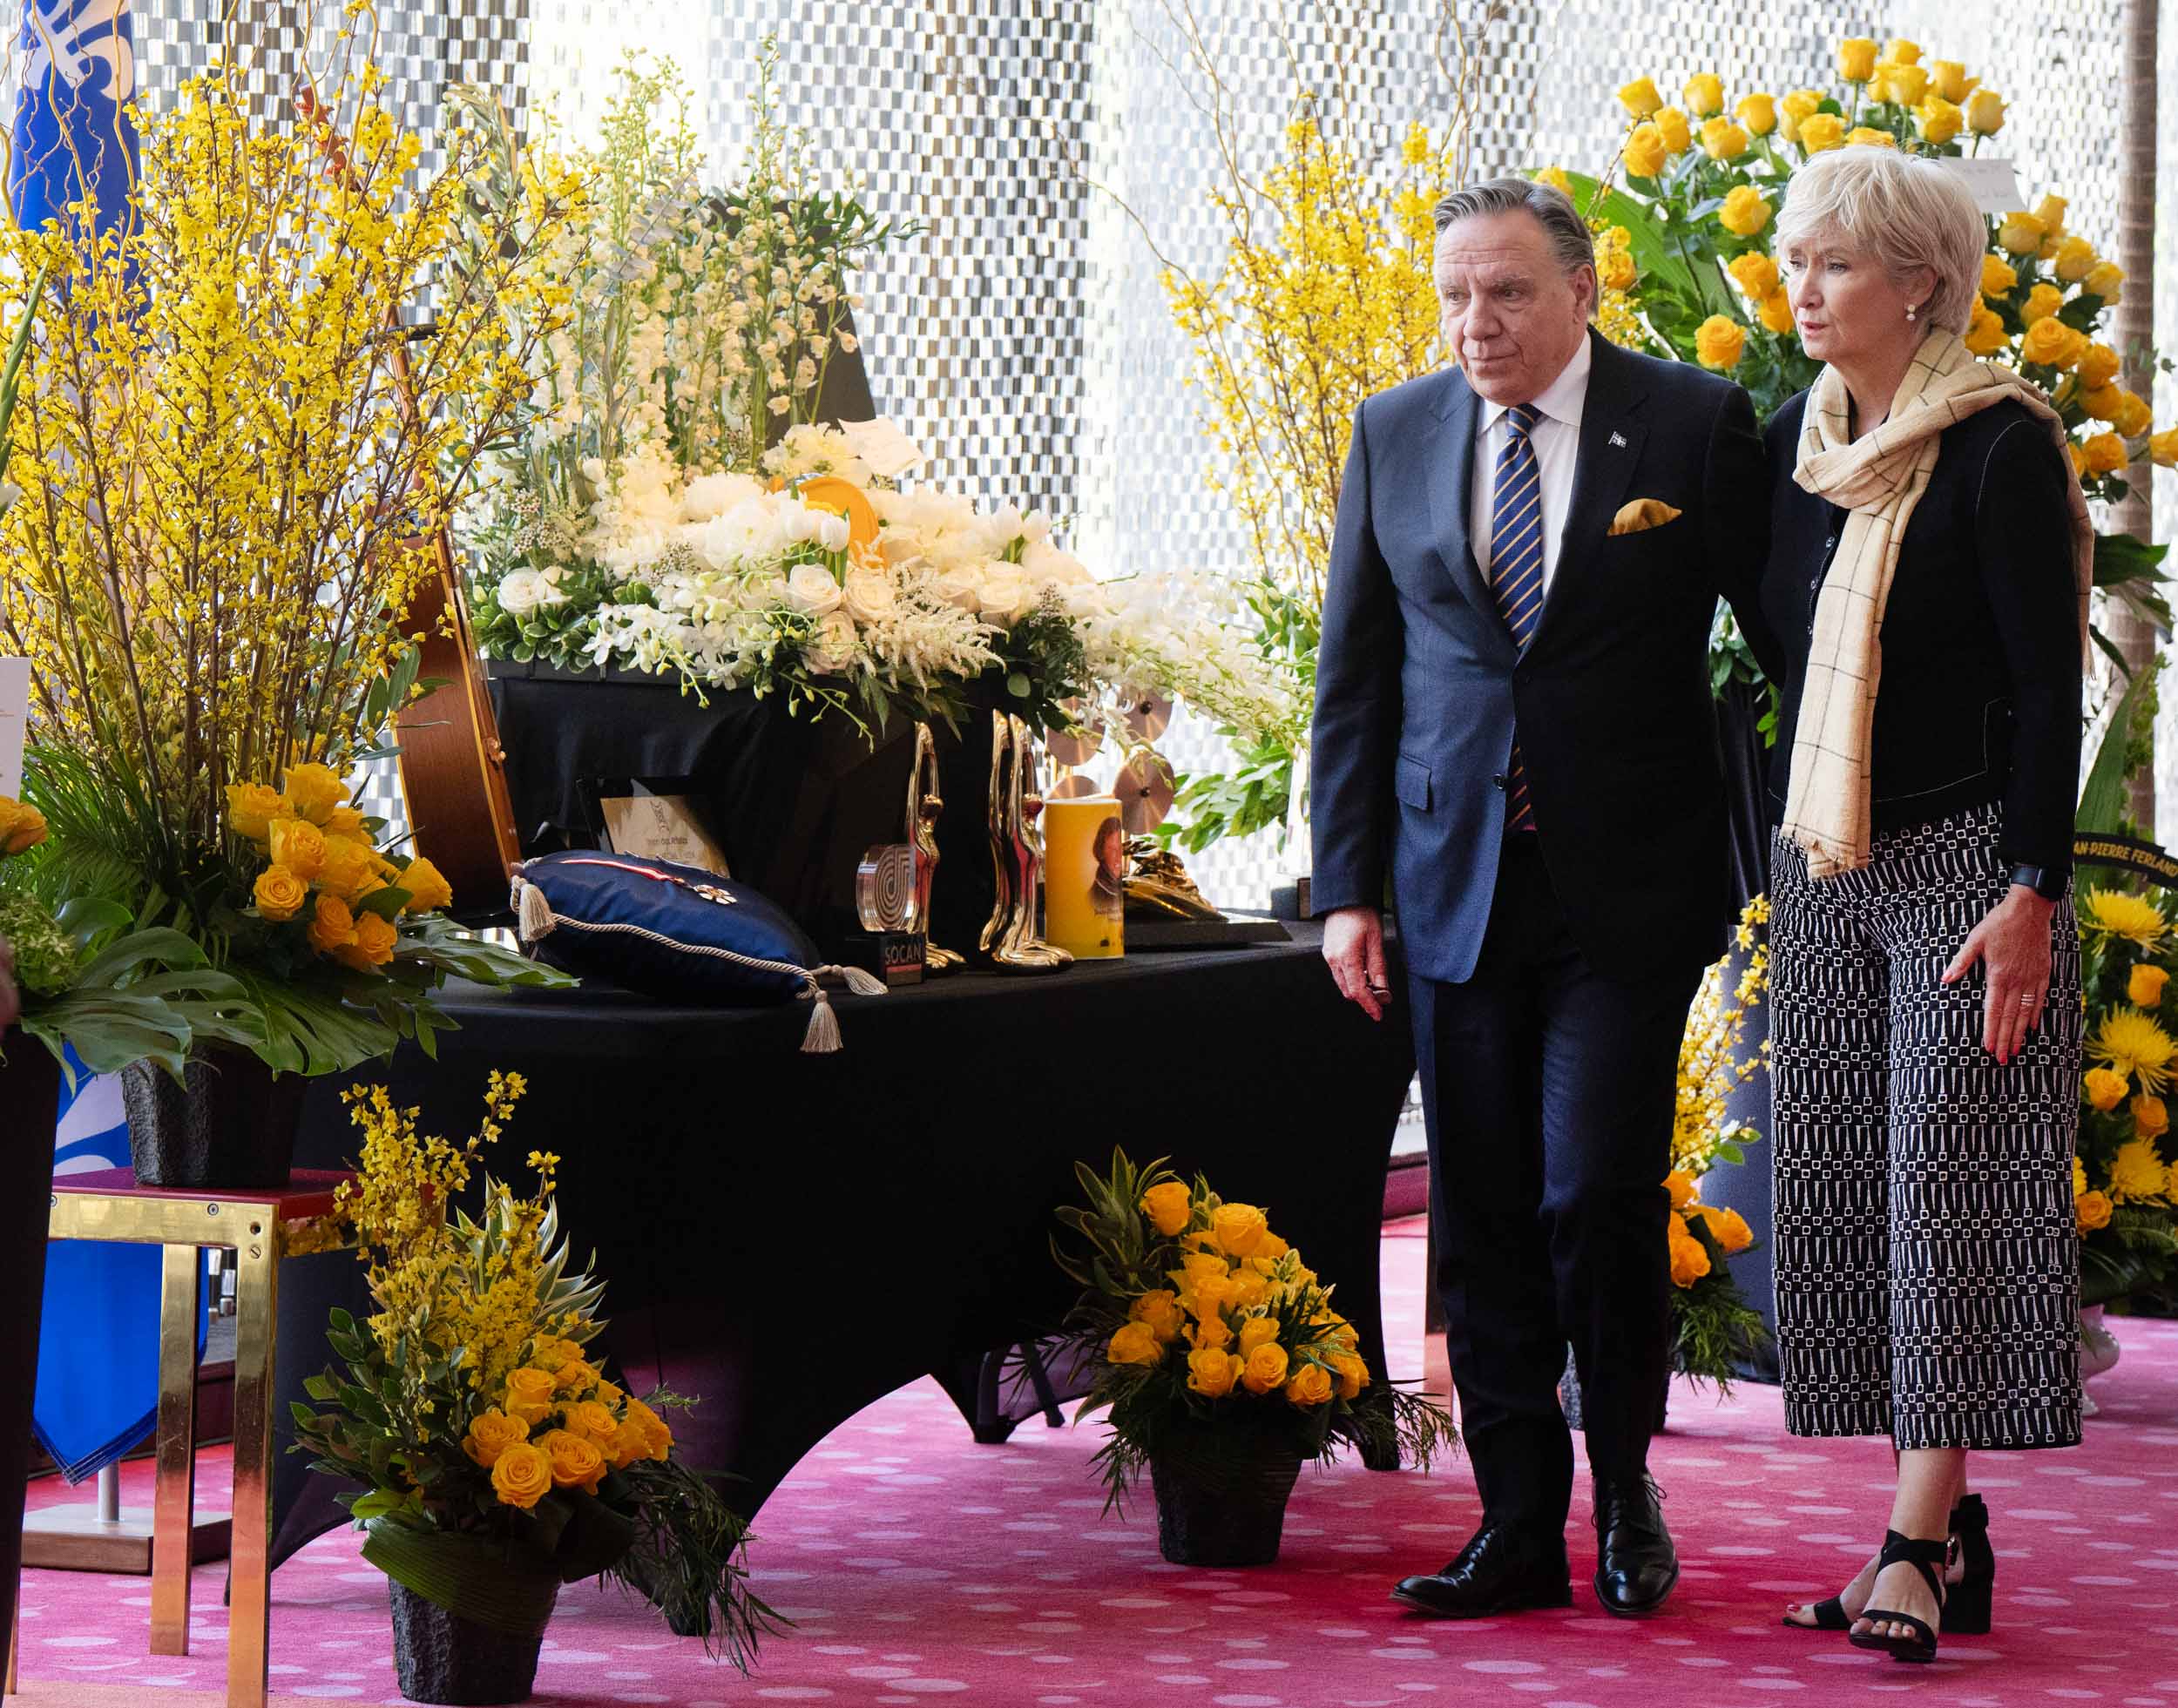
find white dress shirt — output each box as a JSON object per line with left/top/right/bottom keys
{"left": 1468, "top": 335, "right": 1593, "bottom": 596}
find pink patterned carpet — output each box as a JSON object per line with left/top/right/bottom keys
{"left": 17, "top": 1219, "right": 2178, "bottom": 1706}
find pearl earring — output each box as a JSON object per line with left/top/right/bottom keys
{"left": 1905, "top": 302, "right": 1918, "bottom": 321}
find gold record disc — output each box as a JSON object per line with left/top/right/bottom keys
{"left": 1113, "top": 752, "right": 1176, "bottom": 834}
{"left": 1045, "top": 700, "right": 1104, "bottom": 768}
{"left": 1121, "top": 689, "right": 1173, "bottom": 742}
{"left": 1048, "top": 773, "right": 1103, "bottom": 800}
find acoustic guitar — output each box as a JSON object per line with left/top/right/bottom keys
{"left": 294, "top": 84, "right": 521, "bottom": 915}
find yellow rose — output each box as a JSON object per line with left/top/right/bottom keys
{"left": 281, "top": 762, "right": 346, "bottom": 827}
{"left": 306, "top": 893, "right": 358, "bottom": 956}
{"left": 1599, "top": 242, "right": 1637, "bottom": 293}
{"left": 1212, "top": 1202, "right": 1268, "bottom": 1258}
{"left": 2068, "top": 443, "right": 2091, "bottom": 481}
{"left": 502, "top": 1367, "right": 558, "bottom": 1427}
{"left": 1929, "top": 60, "right": 1968, "bottom": 103}
{"left": 333, "top": 908, "right": 399, "bottom": 975}
{"left": 252, "top": 866, "right": 310, "bottom": 922}
{"left": 2153, "top": 429, "right": 2178, "bottom": 469}
{"left": 1978, "top": 254, "right": 2018, "bottom": 299}
{"left": 622, "top": 1396, "right": 671, "bottom": 1461}
{"left": 1883, "top": 63, "right": 1929, "bottom": 107}
{"left": 2053, "top": 236, "right": 2097, "bottom": 283}
{"left": 2073, "top": 1156, "right": 2088, "bottom": 1198}
{"left": 1694, "top": 314, "right": 1746, "bottom": 371}
{"left": 538, "top": 1428, "right": 606, "bottom": 1494}
{"left": 1240, "top": 1342, "right": 1290, "bottom": 1395}
{"left": 2084, "top": 262, "right": 2124, "bottom": 304}
{"left": 490, "top": 1441, "right": 552, "bottom": 1509}
{"left": 1735, "top": 93, "right": 1776, "bottom": 136}
{"left": 1845, "top": 127, "right": 1897, "bottom": 150}
{"left": 2035, "top": 193, "right": 2070, "bottom": 234}
{"left": 315, "top": 836, "right": 383, "bottom": 904}
{"left": 1329, "top": 1350, "right": 1370, "bottom": 1401}
{"left": 567, "top": 1399, "right": 624, "bottom": 1448}
{"left": 462, "top": 1408, "right": 529, "bottom": 1469}
{"left": 268, "top": 816, "right": 327, "bottom": 882}
{"left": 2084, "top": 1067, "right": 2132, "bottom": 1113}
{"left": 2019, "top": 281, "right": 2064, "bottom": 324}
{"left": 1777, "top": 90, "right": 1823, "bottom": 144}
{"left": 2081, "top": 432, "right": 2127, "bottom": 477}
{"left": 1618, "top": 77, "right": 1663, "bottom": 118}
{"left": 0, "top": 794, "right": 44, "bottom": 858}
{"left": 1837, "top": 37, "right": 1877, "bottom": 82}
{"left": 1534, "top": 165, "right": 1573, "bottom": 197}
{"left": 1237, "top": 1316, "right": 1282, "bottom": 1357}
{"left": 2019, "top": 317, "right": 2082, "bottom": 370}
{"left": 1916, "top": 98, "right": 1962, "bottom": 146}
{"left": 1140, "top": 1181, "right": 1193, "bottom": 1237}
{"left": 1718, "top": 186, "right": 1772, "bottom": 238}
{"left": 2114, "top": 393, "right": 2154, "bottom": 440}
{"left": 1682, "top": 72, "right": 1724, "bottom": 117}
{"left": 1224, "top": 1266, "right": 1269, "bottom": 1312}
{"left": 325, "top": 805, "right": 369, "bottom": 840}
{"left": 1622, "top": 123, "right": 1667, "bottom": 180}
{"left": 2082, "top": 384, "right": 2128, "bottom": 423}
{"left": 396, "top": 855, "right": 455, "bottom": 915}
{"left": 1667, "top": 1219, "right": 1712, "bottom": 1287}
{"left": 1130, "top": 1289, "right": 1186, "bottom": 1342}
{"left": 1694, "top": 1203, "right": 1755, "bottom": 1255}
{"left": 1759, "top": 289, "right": 1796, "bottom": 336}
{"left": 1962, "top": 301, "right": 2008, "bottom": 357}
{"left": 1654, "top": 107, "right": 1690, "bottom": 154}
{"left": 1180, "top": 1249, "right": 1229, "bottom": 1284}
{"left": 1798, "top": 112, "right": 1845, "bottom": 153}
{"left": 551, "top": 1357, "right": 599, "bottom": 1395}
{"left": 1187, "top": 1347, "right": 1241, "bottom": 1398}
{"left": 1700, "top": 118, "right": 1748, "bottom": 161}
{"left": 1727, "top": 252, "right": 1778, "bottom": 300}
{"left": 1884, "top": 37, "right": 1921, "bottom": 65}
{"left": 2132, "top": 1091, "right": 2171, "bottom": 1138}
{"left": 1187, "top": 1311, "right": 1233, "bottom": 1352}
{"left": 225, "top": 782, "right": 285, "bottom": 845}
{"left": 1108, "top": 1320, "right": 1163, "bottom": 1366}
{"left": 1664, "top": 1170, "right": 1698, "bottom": 1212}
{"left": 1284, "top": 1362, "right": 1335, "bottom": 1408}
{"left": 1998, "top": 213, "right": 2045, "bottom": 257}
{"left": 2076, "top": 1189, "right": 2114, "bottom": 1232}
{"left": 1255, "top": 1231, "right": 1289, "bottom": 1260}
{"left": 1966, "top": 89, "right": 2006, "bottom": 135}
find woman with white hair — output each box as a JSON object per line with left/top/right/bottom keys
{"left": 1756, "top": 145, "right": 2091, "bottom": 1664}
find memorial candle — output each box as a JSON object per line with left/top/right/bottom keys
{"left": 1041, "top": 795, "right": 1125, "bottom": 959}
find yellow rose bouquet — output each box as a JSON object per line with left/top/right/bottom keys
{"left": 1663, "top": 895, "right": 1775, "bottom": 1388}
{"left": 1053, "top": 1150, "right": 1455, "bottom": 1564}
{"left": 290, "top": 1076, "right": 781, "bottom": 1668}
{"left": 2072, "top": 886, "right": 2178, "bottom": 1306}
{"left": 1546, "top": 36, "right": 2175, "bottom": 699}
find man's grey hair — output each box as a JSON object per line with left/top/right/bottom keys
{"left": 1431, "top": 178, "right": 1595, "bottom": 278}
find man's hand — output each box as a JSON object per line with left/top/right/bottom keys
{"left": 1322, "top": 905, "right": 1391, "bottom": 1022}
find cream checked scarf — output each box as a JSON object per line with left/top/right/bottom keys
{"left": 1781, "top": 327, "right": 2092, "bottom": 879}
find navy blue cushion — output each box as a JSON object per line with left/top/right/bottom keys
{"left": 512, "top": 851, "right": 825, "bottom": 1007}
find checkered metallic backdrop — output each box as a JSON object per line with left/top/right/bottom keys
{"left": 8, "top": 1, "right": 2172, "bottom": 881}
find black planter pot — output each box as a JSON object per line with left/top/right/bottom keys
{"left": 1, "top": 1031, "right": 62, "bottom": 1669}
{"left": 1147, "top": 1436, "right": 1304, "bottom": 1568}
{"left": 389, "top": 1581, "right": 555, "bottom": 1705}
{"left": 119, "top": 1044, "right": 309, "bottom": 1189}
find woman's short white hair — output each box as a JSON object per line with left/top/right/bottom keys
{"left": 1774, "top": 147, "right": 1986, "bottom": 333}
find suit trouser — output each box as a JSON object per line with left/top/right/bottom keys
{"left": 1410, "top": 834, "right": 1701, "bottom": 1544}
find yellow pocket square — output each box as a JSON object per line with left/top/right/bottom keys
{"left": 1608, "top": 498, "right": 1681, "bottom": 536}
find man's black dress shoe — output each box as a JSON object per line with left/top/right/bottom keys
{"left": 1390, "top": 1526, "right": 1573, "bottom": 1618}
{"left": 1593, "top": 1474, "right": 1678, "bottom": 1617}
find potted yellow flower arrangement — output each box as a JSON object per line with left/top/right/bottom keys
{"left": 0, "top": 48, "right": 579, "bottom": 1184}
{"left": 1053, "top": 1151, "right": 1456, "bottom": 1568}
{"left": 291, "top": 1074, "right": 779, "bottom": 1705}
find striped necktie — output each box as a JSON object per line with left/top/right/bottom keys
{"left": 1488, "top": 402, "right": 1544, "bottom": 833}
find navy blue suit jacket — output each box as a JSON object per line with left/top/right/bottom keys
{"left": 1309, "top": 330, "right": 1777, "bottom": 985}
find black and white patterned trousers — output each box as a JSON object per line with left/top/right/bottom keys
{"left": 1770, "top": 804, "right": 2082, "bottom": 1451}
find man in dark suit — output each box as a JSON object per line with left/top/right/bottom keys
{"left": 1312, "top": 179, "right": 1776, "bottom": 1620}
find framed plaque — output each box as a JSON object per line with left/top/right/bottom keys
{"left": 577, "top": 776, "right": 732, "bottom": 877}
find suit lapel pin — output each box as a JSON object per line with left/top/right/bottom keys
{"left": 1609, "top": 430, "right": 1627, "bottom": 449}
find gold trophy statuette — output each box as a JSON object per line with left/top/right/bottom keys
{"left": 908, "top": 722, "right": 964, "bottom": 974}
{"left": 980, "top": 710, "right": 1072, "bottom": 973}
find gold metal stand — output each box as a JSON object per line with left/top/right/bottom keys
{"left": 13, "top": 1171, "right": 352, "bottom": 1708}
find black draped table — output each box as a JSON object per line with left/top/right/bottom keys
{"left": 271, "top": 928, "right": 1414, "bottom": 1566}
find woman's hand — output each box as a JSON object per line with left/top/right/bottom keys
{"left": 1941, "top": 886, "right": 2058, "bottom": 1063}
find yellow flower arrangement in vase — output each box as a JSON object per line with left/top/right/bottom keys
{"left": 1054, "top": 1150, "right": 1456, "bottom": 1566}
{"left": 291, "top": 1076, "right": 780, "bottom": 1669}
{"left": 2073, "top": 887, "right": 2178, "bottom": 1303}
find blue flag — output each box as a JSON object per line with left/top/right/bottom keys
{"left": 9, "top": 0, "right": 139, "bottom": 240}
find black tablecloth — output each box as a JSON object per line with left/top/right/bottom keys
{"left": 272, "top": 930, "right": 1413, "bottom": 1565}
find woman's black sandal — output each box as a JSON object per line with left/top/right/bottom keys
{"left": 1849, "top": 1530, "right": 1947, "bottom": 1664}
{"left": 1942, "top": 1493, "right": 1993, "bottom": 1635}
{"left": 1781, "top": 1588, "right": 1854, "bottom": 1630}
